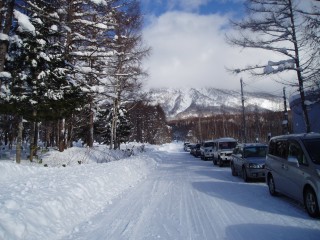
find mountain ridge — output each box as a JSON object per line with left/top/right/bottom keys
{"left": 148, "top": 87, "right": 283, "bottom": 120}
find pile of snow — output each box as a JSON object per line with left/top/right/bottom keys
{"left": 0, "top": 142, "right": 164, "bottom": 240}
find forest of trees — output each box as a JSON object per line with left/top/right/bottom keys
{"left": 169, "top": 110, "right": 289, "bottom": 144}
{"left": 0, "top": 0, "right": 173, "bottom": 163}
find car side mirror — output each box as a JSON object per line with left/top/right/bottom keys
{"left": 288, "top": 156, "right": 299, "bottom": 167}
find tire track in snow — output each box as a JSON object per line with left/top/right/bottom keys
{"left": 64, "top": 148, "right": 320, "bottom": 240}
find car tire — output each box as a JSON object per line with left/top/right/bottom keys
{"left": 213, "top": 158, "right": 217, "bottom": 165}
{"left": 304, "top": 188, "right": 320, "bottom": 218}
{"left": 219, "top": 158, "right": 223, "bottom": 167}
{"left": 267, "top": 175, "right": 277, "bottom": 196}
{"left": 231, "top": 164, "right": 237, "bottom": 176}
{"left": 242, "top": 167, "right": 249, "bottom": 182}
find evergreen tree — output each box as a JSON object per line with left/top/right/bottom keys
{"left": 60, "top": 0, "right": 118, "bottom": 147}
{"left": 95, "top": 105, "right": 131, "bottom": 145}
{"left": 4, "top": 0, "right": 83, "bottom": 160}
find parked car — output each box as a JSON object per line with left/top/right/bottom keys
{"left": 183, "top": 142, "right": 190, "bottom": 151}
{"left": 189, "top": 144, "right": 196, "bottom": 155}
{"left": 213, "top": 138, "right": 237, "bottom": 167}
{"left": 190, "top": 143, "right": 201, "bottom": 157}
{"left": 230, "top": 143, "right": 268, "bottom": 182}
{"left": 265, "top": 133, "right": 320, "bottom": 218}
{"left": 200, "top": 140, "right": 215, "bottom": 160}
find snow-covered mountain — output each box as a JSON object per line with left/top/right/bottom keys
{"left": 149, "top": 88, "right": 283, "bottom": 120}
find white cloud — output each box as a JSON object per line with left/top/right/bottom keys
{"left": 142, "top": 11, "right": 294, "bottom": 94}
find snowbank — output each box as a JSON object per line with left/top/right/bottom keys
{"left": 0, "top": 144, "right": 158, "bottom": 240}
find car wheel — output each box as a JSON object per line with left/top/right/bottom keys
{"left": 219, "top": 158, "right": 223, "bottom": 167}
{"left": 242, "top": 167, "right": 249, "bottom": 182}
{"left": 213, "top": 158, "right": 217, "bottom": 165}
{"left": 304, "top": 188, "right": 320, "bottom": 218}
{"left": 231, "top": 164, "right": 237, "bottom": 176}
{"left": 267, "top": 175, "right": 277, "bottom": 196}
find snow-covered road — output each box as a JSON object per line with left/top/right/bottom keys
{"left": 65, "top": 146, "right": 320, "bottom": 240}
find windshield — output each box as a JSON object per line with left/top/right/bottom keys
{"left": 302, "top": 138, "right": 320, "bottom": 164}
{"left": 219, "top": 141, "right": 237, "bottom": 149}
{"left": 204, "top": 142, "right": 214, "bottom": 147}
{"left": 244, "top": 146, "right": 267, "bottom": 158}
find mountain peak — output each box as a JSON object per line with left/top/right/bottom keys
{"left": 149, "top": 87, "right": 283, "bottom": 120}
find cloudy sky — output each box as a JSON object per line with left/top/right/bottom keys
{"left": 140, "top": 0, "right": 301, "bottom": 96}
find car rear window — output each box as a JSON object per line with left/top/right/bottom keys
{"left": 204, "top": 142, "right": 214, "bottom": 147}
{"left": 244, "top": 146, "right": 267, "bottom": 158}
{"left": 219, "top": 142, "right": 237, "bottom": 149}
{"left": 302, "top": 138, "right": 320, "bottom": 164}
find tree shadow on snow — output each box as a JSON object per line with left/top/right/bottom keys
{"left": 225, "top": 223, "right": 320, "bottom": 240}
{"left": 192, "top": 180, "right": 314, "bottom": 220}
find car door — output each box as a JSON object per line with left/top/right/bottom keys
{"left": 269, "top": 139, "right": 288, "bottom": 192}
{"left": 282, "top": 140, "right": 308, "bottom": 202}
{"left": 232, "top": 146, "right": 242, "bottom": 172}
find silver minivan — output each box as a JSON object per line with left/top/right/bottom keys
{"left": 265, "top": 133, "right": 320, "bottom": 218}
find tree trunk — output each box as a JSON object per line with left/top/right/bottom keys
{"left": 59, "top": 118, "right": 65, "bottom": 152}
{"left": 289, "top": 0, "right": 310, "bottom": 132}
{"left": 56, "top": 120, "right": 60, "bottom": 149}
{"left": 29, "top": 110, "right": 37, "bottom": 162}
{"left": 66, "top": 117, "right": 74, "bottom": 148}
{"left": 16, "top": 116, "right": 23, "bottom": 164}
{"left": 34, "top": 121, "right": 39, "bottom": 155}
{"left": 88, "top": 100, "right": 94, "bottom": 148}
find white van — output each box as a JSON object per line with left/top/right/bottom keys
{"left": 265, "top": 133, "right": 320, "bottom": 218}
{"left": 213, "top": 137, "right": 237, "bottom": 167}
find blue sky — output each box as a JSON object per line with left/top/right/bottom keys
{"left": 141, "top": 0, "right": 245, "bottom": 17}
{"left": 139, "top": 0, "right": 301, "bottom": 96}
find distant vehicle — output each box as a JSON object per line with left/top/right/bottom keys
{"left": 265, "top": 133, "right": 320, "bottom": 218}
{"left": 188, "top": 144, "right": 196, "bottom": 154}
{"left": 213, "top": 138, "right": 237, "bottom": 167}
{"left": 183, "top": 142, "right": 190, "bottom": 151}
{"left": 190, "top": 143, "right": 201, "bottom": 157}
{"left": 230, "top": 143, "right": 268, "bottom": 182}
{"left": 200, "top": 140, "right": 215, "bottom": 160}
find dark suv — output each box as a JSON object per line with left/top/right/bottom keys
{"left": 265, "top": 133, "right": 320, "bottom": 218}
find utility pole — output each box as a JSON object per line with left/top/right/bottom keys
{"left": 198, "top": 116, "right": 202, "bottom": 142}
{"left": 240, "top": 78, "right": 247, "bottom": 143}
{"left": 283, "top": 87, "right": 289, "bottom": 134}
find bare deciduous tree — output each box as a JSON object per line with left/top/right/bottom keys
{"left": 227, "top": 0, "right": 318, "bottom": 132}
{"left": 106, "top": 0, "right": 150, "bottom": 149}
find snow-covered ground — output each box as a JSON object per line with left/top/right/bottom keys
{"left": 0, "top": 142, "right": 319, "bottom": 240}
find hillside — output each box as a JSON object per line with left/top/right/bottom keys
{"left": 149, "top": 88, "right": 283, "bottom": 120}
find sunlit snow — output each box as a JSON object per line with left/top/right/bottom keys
{"left": 1, "top": 142, "right": 319, "bottom": 240}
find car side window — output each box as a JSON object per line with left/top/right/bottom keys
{"left": 269, "top": 139, "right": 288, "bottom": 159}
{"left": 276, "top": 140, "right": 287, "bottom": 159}
{"left": 268, "top": 139, "right": 276, "bottom": 155}
{"left": 288, "top": 141, "right": 307, "bottom": 166}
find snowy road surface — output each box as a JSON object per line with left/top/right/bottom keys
{"left": 65, "top": 145, "right": 320, "bottom": 240}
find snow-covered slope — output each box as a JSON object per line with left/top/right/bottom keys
{"left": 149, "top": 88, "right": 283, "bottom": 120}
